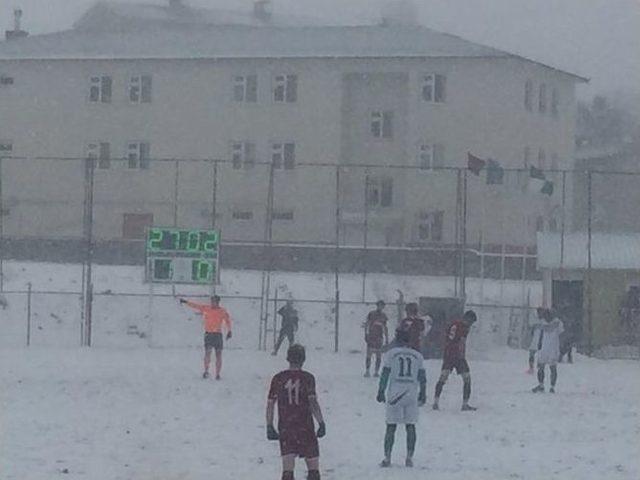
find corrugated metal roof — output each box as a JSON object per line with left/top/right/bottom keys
{"left": 537, "top": 232, "right": 640, "bottom": 270}
{"left": 0, "top": 24, "right": 512, "bottom": 61}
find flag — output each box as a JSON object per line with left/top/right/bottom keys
{"left": 541, "top": 180, "right": 554, "bottom": 196}
{"left": 467, "top": 152, "right": 485, "bottom": 175}
{"left": 527, "top": 166, "right": 546, "bottom": 194}
{"left": 529, "top": 166, "right": 545, "bottom": 180}
{"left": 486, "top": 159, "right": 504, "bottom": 185}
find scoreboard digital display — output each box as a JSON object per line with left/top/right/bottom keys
{"left": 145, "top": 227, "right": 220, "bottom": 284}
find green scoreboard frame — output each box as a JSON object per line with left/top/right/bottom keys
{"left": 145, "top": 227, "right": 220, "bottom": 284}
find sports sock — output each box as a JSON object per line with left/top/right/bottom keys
{"left": 550, "top": 365, "right": 557, "bottom": 387}
{"left": 307, "top": 470, "right": 320, "bottom": 480}
{"left": 384, "top": 424, "right": 397, "bottom": 458}
{"left": 537, "top": 366, "right": 545, "bottom": 385}
{"left": 435, "top": 381, "right": 444, "bottom": 399}
{"left": 282, "top": 471, "right": 294, "bottom": 480}
{"left": 463, "top": 378, "right": 471, "bottom": 402}
{"left": 374, "top": 354, "right": 381, "bottom": 374}
{"left": 406, "top": 424, "right": 416, "bottom": 457}
{"left": 365, "top": 355, "right": 371, "bottom": 371}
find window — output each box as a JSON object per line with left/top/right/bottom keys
{"left": 371, "top": 111, "right": 393, "bottom": 139}
{"left": 421, "top": 74, "right": 446, "bottom": 103}
{"left": 538, "top": 148, "right": 546, "bottom": 170}
{"left": 273, "top": 74, "right": 297, "bottom": 103}
{"left": 122, "top": 213, "right": 153, "bottom": 239}
{"left": 86, "top": 142, "right": 111, "bottom": 169}
{"left": 524, "top": 79, "right": 533, "bottom": 111}
{"left": 127, "top": 142, "right": 150, "bottom": 169}
{"left": 272, "top": 210, "right": 294, "bottom": 221}
{"left": 232, "top": 210, "right": 253, "bottom": 220}
{"left": 0, "top": 142, "right": 13, "bottom": 154}
{"left": 366, "top": 177, "right": 393, "bottom": 207}
{"left": 129, "top": 75, "right": 152, "bottom": 103}
{"left": 551, "top": 87, "right": 559, "bottom": 117}
{"left": 538, "top": 83, "right": 547, "bottom": 113}
{"left": 272, "top": 142, "right": 295, "bottom": 169}
{"left": 231, "top": 142, "right": 256, "bottom": 170}
{"left": 234, "top": 75, "right": 258, "bottom": 102}
{"left": 417, "top": 211, "right": 444, "bottom": 242}
{"left": 0, "top": 75, "right": 14, "bottom": 86}
{"left": 89, "top": 76, "right": 112, "bottom": 103}
{"left": 418, "top": 143, "right": 445, "bottom": 169}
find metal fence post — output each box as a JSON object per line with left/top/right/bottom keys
{"left": 173, "top": 158, "right": 179, "bottom": 227}
{"left": 586, "top": 170, "right": 593, "bottom": 356}
{"left": 334, "top": 289, "right": 340, "bottom": 353}
{"left": 334, "top": 165, "right": 341, "bottom": 351}
{"left": 0, "top": 155, "right": 4, "bottom": 292}
{"left": 26, "top": 282, "right": 32, "bottom": 346}
{"left": 82, "top": 156, "right": 96, "bottom": 347}
{"left": 362, "top": 173, "right": 369, "bottom": 302}
{"left": 272, "top": 289, "right": 278, "bottom": 351}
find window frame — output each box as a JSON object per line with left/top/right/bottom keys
{"left": 0, "top": 75, "right": 14, "bottom": 86}
{"left": 0, "top": 141, "right": 13, "bottom": 154}
{"left": 421, "top": 73, "right": 446, "bottom": 103}
{"left": 271, "top": 142, "right": 296, "bottom": 170}
{"left": 129, "top": 74, "right": 152, "bottom": 104}
{"left": 231, "top": 141, "right": 256, "bottom": 170}
{"left": 272, "top": 209, "right": 295, "bottom": 221}
{"left": 551, "top": 87, "right": 559, "bottom": 117}
{"left": 86, "top": 141, "right": 111, "bottom": 169}
{"left": 233, "top": 74, "right": 258, "bottom": 103}
{"left": 273, "top": 74, "right": 298, "bottom": 103}
{"left": 366, "top": 176, "right": 393, "bottom": 208}
{"left": 88, "top": 75, "right": 112, "bottom": 104}
{"left": 370, "top": 111, "right": 394, "bottom": 139}
{"left": 232, "top": 209, "right": 254, "bottom": 221}
{"left": 538, "top": 83, "right": 547, "bottom": 114}
{"left": 127, "top": 141, "right": 150, "bottom": 169}
{"left": 525, "top": 79, "right": 533, "bottom": 111}
{"left": 416, "top": 210, "right": 444, "bottom": 242}
{"left": 417, "top": 143, "right": 445, "bottom": 170}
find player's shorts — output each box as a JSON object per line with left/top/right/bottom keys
{"left": 366, "top": 335, "right": 384, "bottom": 351}
{"left": 536, "top": 350, "right": 559, "bottom": 366}
{"left": 441, "top": 358, "right": 470, "bottom": 375}
{"left": 386, "top": 391, "right": 419, "bottom": 425}
{"left": 204, "top": 332, "right": 223, "bottom": 350}
{"left": 279, "top": 427, "right": 319, "bottom": 458}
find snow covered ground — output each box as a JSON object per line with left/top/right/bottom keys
{"left": 1, "top": 346, "right": 638, "bottom": 480}
{"left": 0, "top": 261, "right": 541, "bottom": 353}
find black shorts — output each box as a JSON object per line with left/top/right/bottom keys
{"left": 441, "top": 358, "right": 470, "bottom": 375}
{"left": 204, "top": 332, "right": 223, "bottom": 350}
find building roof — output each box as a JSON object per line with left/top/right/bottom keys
{"left": 537, "top": 232, "right": 640, "bottom": 270}
{"left": 0, "top": 2, "right": 588, "bottom": 82}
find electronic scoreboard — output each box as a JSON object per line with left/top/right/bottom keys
{"left": 145, "top": 227, "right": 220, "bottom": 284}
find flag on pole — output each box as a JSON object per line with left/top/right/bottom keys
{"left": 541, "top": 180, "right": 554, "bottom": 196}
{"left": 486, "top": 159, "right": 504, "bottom": 185}
{"left": 467, "top": 152, "right": 486, "bottom": 175}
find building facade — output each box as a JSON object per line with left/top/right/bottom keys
{"left": 0, "top": 2, "right": 585, "bottom": 250}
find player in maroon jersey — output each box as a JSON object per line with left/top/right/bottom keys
{"left": 432, "top": 310, "right": 478, "bottom": 411}
{"left": 364, "top": 300, "right": 389, "bottom": 377}
{"left": 266, "top": 344, "right": 326, "bottom": 480}
{"left": 399, "top": 303, "right": 426, "bottom": 353}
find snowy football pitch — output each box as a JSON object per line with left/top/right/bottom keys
{"left": 1, "top": 347, "right": 638, "bottom": 480}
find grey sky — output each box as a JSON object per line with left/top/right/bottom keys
{"left": 1, "top": 0, "right": 639, "bottom": 98}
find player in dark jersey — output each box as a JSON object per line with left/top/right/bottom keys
{"left": 364, "top": 300, "right": 389, "bottom": 377}
{"left": 266, "top": 344, "right": 326, "bottom": 480}
{"left": 432, "top": 310, "right": 477, "bottom": 411}
{"left": 399, "top": 303, "right": 426, "bottom": 353}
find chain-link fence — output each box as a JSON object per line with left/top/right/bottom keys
{"left": 0, "top": 155, "right": 638, "bottom": 353}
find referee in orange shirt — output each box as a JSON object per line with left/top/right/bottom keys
{"left": 179, "top": 295, "right": 232, "bottom": 380}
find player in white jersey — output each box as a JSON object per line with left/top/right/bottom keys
{"left": 532, "top": 308, "right": 564, "bottom": 393}
{"left": 376, "top": 329, "right": 427, "bottom": 468}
